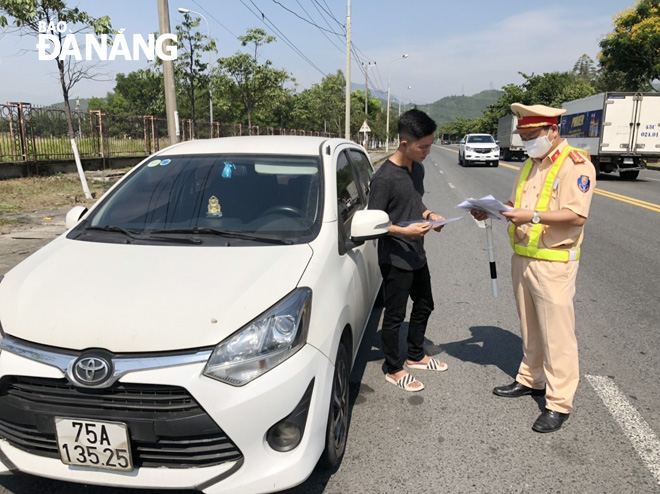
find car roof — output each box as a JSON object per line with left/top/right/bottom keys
{"left": 466, "top": 133, "right": 493, "bottom": 137}
{"left": 156, "top": 136, "right": 358, "bottom": 157}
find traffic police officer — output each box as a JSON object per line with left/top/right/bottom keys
{"left": 473, "top": 103, "right": 596, "bottom": 432}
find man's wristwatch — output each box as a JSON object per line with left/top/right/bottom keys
{"left": 531, "top": 211, "right": 541, "bottom": 224}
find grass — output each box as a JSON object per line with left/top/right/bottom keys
{"left": 0, "top": 170, "right": 130, "bottom": 233}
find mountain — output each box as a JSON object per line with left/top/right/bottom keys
{"left": 43, "top": 98, "right": 92, "bottom": 112}
{"left": 419, "top": 89, "right": 504, "bottom": 126}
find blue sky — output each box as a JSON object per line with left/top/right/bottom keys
{"left": 0, "top": 0, "right": 635, "bottom": 106}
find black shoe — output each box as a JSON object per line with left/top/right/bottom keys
{"left": 532, "top": 408, "right": 569, "bottom": 433}
{"left": 493, "top": 381, "right": 545, "bottom": 398}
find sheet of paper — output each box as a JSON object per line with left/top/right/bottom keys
{"left": 397, "top": 216, "right": 463, "bottom": 227}
{"left": 456, "top": 194, "right": 512, "bottom": 220}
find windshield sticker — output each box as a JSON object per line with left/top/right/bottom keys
{"left": 222, "top": 162, "right": 236, "bottom": 179}
{"left": 147, "top": 159, "right": 161, "bottom": 167}
{"left": 160, "top": 159, "right": 172, "bottom": 166}
{"left": 207, "top": 195, "right": 223, "bottom": 218}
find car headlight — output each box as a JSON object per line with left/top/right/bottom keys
{"left": 465, "top": 146, "right": 473, "bottom": 152}
{"left": 203, "top": 287, "right": 312, "bottom": 386}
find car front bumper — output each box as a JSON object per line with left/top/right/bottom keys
{"left": 0, "top": 342, "right": 334, "bottom": 494}
{"left": 464, "top": 150, "right": 499, "bottom": 162}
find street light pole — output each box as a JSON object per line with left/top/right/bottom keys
{"left": 344, "top": 0, "right": 351, "bottom": 140}
{"left": 178, "top": 7, "right": 213, "bottom": 130}
{"left": 386, "top": 54, "right": 408, "bottom": 152}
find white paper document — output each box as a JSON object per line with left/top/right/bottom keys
{"left": 456, "top": 194, "right": 512, "bottom": 220}
{"left": 397, "top": 216, "right": 463, "bottom": 227}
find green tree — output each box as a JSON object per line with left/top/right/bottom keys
{"left": 215, "top": 28, "right": 291, "bottom": 133}
{"left": 89, "top": 69, "right": 165, "bottom": 117}
{"left": 290, "top": 71, "right": 346, "bottom": 135}
{"left": 573, "top": 54, "right": 598, "bottom": 84}
{"left": 443, "top": 70, "right": 597, "bottom": 136}
{"left": 0, "top": 0, "right": 112, "bottom": 194}
{"left": 599, "top": 0, "right": 660, "bottom": 91}
{"left": 175, "top": 12, "right": 216, "bottom": 129}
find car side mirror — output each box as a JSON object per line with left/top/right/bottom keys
{"left": 349, "top": 209, "right": 390, "bottom": 246}
{"left": 496, "top": 140, "right": 500, "bottom": 145}
{"left": 459, "top": 140, "right": 465, "bottom": 145}
{"left": 65, "top": 206, "right": 89, "bottom": 229}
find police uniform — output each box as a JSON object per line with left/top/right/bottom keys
{"left": 497, "top": 103, "right": 596, "bottom": 431}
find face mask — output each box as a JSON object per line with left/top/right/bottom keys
{"left": 523, "top": 134, "right": 553, "bottom": 158}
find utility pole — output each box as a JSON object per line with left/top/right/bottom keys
{"left": 344, "top": 0, "right": 351, "bottom": 140}
{"left": 157, "top": 0, "right": 180, "bottom": 146}
{"left": 362, "top": 61, "right": 374, "bottom": 116}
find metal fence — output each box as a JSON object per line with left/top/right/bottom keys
{"left": 0, "top": 102, "right": 339, "bottom": 167}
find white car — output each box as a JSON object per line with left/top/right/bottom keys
{"left": 0, "top": 136, "right": 388, "bottom": 493}
{"left": 458, "top": 133, "right": 500, "bottom": 167}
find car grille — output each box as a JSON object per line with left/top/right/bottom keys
{"left": 0, "top": 376, "right": 243, "bottom": 468}
{"left": 473, "top": 148, "right": 494, "bottom": 154}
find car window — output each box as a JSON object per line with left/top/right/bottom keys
{"left": 336, "top": 150, "right": 363, "bottom": 238}
{"left": 347, "top": 149, "right": 373, "bottom": 201}
{"left": 467, "top": 135, "right": 495, "bottom": 144}
{"left": 80, "top": 154, "right": 323, "bottom": 244}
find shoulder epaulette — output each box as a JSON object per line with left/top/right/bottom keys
{"left": 569, "top": 150, "right": 586, "bottom": 163}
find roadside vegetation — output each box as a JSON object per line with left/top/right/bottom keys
{"left": 0, "top": 171, "right": 127, "bottom": 233}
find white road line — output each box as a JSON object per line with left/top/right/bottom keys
{"left": 439, "top": 170, "right": 445, "bottom": 174}
{"left": 448, "top": 183, "right": 455, "bottom": 189}
{"left": 587, "top": 374, "right": 660, "bottom": 486}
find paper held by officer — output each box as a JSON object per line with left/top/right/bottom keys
{"left": 397, "top": 216, "right": 463, "bottom": 228}
{"left": 456, "top": 195, "right": 512, "bottom": 220}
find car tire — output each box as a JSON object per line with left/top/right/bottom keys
{"left": 619, "top": 170, "right": 639, "bottom": 180}
{"left": 458, "top": 154, "right": 463, "bottom": 166}
{"left": 491, "top": 160, "right": 499, "bottom": 167}
{"left": 320, "top": 341, "right": 350, "bottom": 470}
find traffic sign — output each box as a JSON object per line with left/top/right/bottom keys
{"left": 360, "top": 120, "right": 371, "bottom": 133}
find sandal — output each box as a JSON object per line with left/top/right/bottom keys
{"left": 385, "top": 373, "right": 425, "bottom": 392}
{"left": 406, "top": 357, "right": 448, "bottom": 372}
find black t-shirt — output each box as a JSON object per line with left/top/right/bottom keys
{"left": 368, "top": 159, "right": 428, "bottom": 270}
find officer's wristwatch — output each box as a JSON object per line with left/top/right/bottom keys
{"left": 531, "top": 211, "right": 541, "bottom": 224}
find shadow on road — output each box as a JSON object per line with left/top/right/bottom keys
{"left": 280, "top": 306, "right": 384, "bottom": 494}
{"left": 440, "top": 325, "right": 523, "bottom": 379}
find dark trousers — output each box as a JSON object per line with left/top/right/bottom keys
{"left": 380, "top": 263, "right": 434, "bottom": 375}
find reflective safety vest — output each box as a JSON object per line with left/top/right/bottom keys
{"left": 508, "top": 146, "right": 587, "bottom": 262}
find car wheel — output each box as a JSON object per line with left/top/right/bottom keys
{"left": 458, "top": 154, "right": 463, "bottom": 166}
{"left": 320, "top": 341, "right": 350, "bottom": 470}
{"left": 619, "top": 170, "right": 639, "bottom": 180}
{"left": 491, "top": 160, "right": 499, "bottom": 167}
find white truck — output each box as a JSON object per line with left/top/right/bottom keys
{"left": 560, "top": 92, "right": 660, "bottom": 180}
{"left": 497, "top": 114, "right": 526, "bottom": 160}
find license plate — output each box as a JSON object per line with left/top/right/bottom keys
{"left": 55, "top": 418, "right": 133, "bottom": 471}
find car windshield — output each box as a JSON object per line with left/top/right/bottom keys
{"left": 81, "top": 153, "right": 323, "bottom": 245}
{"left": 467, "top": 135, "right": 495, "bottom": 144}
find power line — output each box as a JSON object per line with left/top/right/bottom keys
{"left": 239, "top": 0, "right": 328, "bottom": 77}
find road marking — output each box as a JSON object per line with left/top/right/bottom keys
{"left": 436, "top": 146, "right": 659, "bottom": 213}
{"left": 594, "top": 189, "right": 660, "bottom": 213}
{"left": 448, "top": 182, "right": 455, "bottom": 189}
{"left": 587, "top": 375, "right": 660, "bottom": 486}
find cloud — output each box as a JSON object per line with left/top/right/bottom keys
{"left": 383, "top": 8, "right": 612, "bottom": 103}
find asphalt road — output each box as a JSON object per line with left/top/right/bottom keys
{"left": 1, "top": 146, "right": 659, "bottom": 493}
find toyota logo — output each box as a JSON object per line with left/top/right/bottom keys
{"left": 72, "top": 354, "right": 113, "bottom": 385}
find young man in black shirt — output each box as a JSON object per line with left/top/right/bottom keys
{"left": 368, "top": 109, "right": 447, "bottom": 392}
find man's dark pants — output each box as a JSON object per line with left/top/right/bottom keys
{"left": 379, "top": 263, "right": 434, "bottom": 375}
